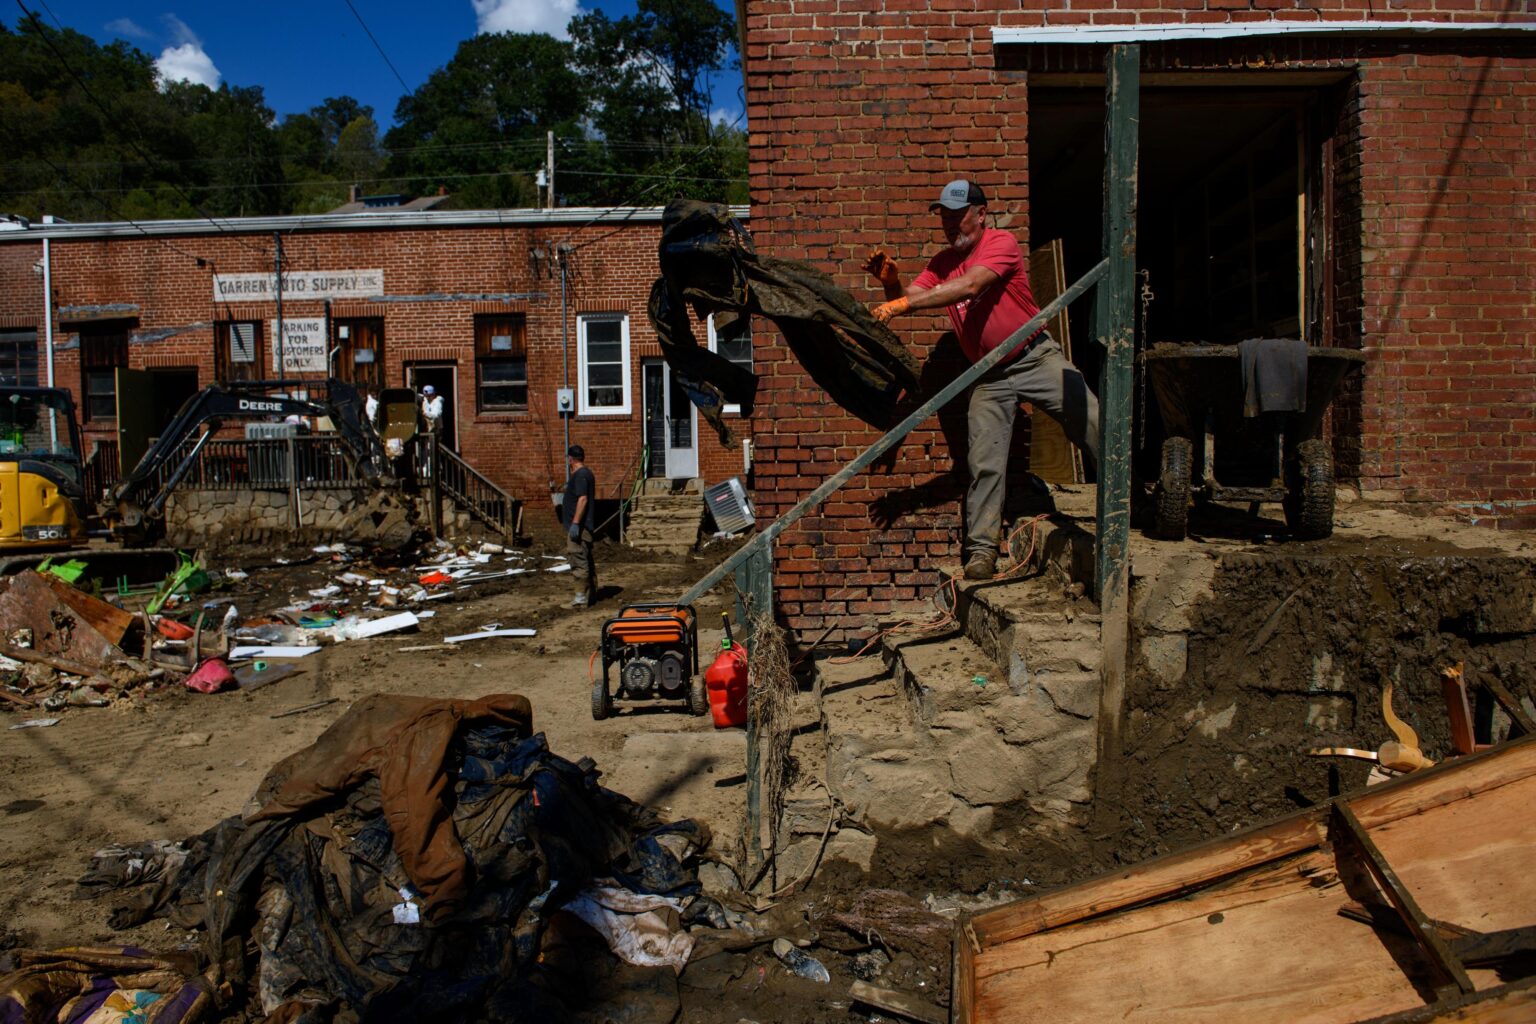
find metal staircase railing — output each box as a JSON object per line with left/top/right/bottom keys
{"left": 419, "top": 436, "right": 523, "bottom": 541}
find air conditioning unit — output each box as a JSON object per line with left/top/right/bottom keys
{"left": 245, "top": 422, "right": 297, "bottom": 486}
{"left": 704, "top": 476, "right": 755, "bottom": 535}
{"left": 244, "top": 422, "right": 299, "bottom": 440}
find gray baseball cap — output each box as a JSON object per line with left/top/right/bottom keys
{"left": 930, "top": 179, "right": 987, "bottom": 211}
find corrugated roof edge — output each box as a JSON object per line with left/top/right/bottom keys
{"left": 0, "top": 204, "right": 752, "bottom": 243}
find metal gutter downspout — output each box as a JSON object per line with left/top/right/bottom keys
{"left": 41, "top": 216, "right": 56, "bottom": 450}
{"left": 559, "top": 244, "right": 571, "bottom": 484}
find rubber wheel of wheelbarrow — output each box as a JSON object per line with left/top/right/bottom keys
{"left": 1155, "top": 436, "right": 1193, "bottom": 540}
{"left": 688, "top": 677, "right": 709, "bottom": 717}
{"left": 591, "top": 679, "right": 612, "bottom": 721}
{"left": 1285, "top": 439, "right": 1335, "bottom": 540}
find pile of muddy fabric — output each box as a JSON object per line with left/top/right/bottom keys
{"left": 648, "top": 199, "right": 922, "bottom": 446}
{"left": 71, "top": 693, "right": 710, "bottom": 1023}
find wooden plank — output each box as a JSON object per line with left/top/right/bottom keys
{"left": 951, "top": 920, "right": 976, "bottom": 1024}
{"left": 969, "top": 812, "right": 1324, "bottom": 948}
{"left": 1332, "top": 803, "right": 1475, "bottom": 996}
{"left": 1026, "top": 239, "right": 1081, "bottom": 485}
{"left": 1358, "top": 979, "right": 1536, "bottom": 1024}
{"left": 1347, "top": 735, "right": 1536, "bottom": 831}
{"left": 850, "top": 980, "right": 946, "bottom": 1024}
{"left": 968, "top": 735, "right": 1536, "bottom": 950}
{"left": 972, "top": 849, "right": 1424, "bottom": 1024}
{"left": 1363, "top": 772, "right": 1536, "bottom": 937}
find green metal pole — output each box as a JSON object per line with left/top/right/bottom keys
{"left": 1095, "top": 44, "right": 1140, "bottom": 775}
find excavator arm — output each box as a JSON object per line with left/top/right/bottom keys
{"left": 109, "top": 379, "right": 392, "bottom": 539}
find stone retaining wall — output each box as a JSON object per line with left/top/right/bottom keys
{"left": 164, "top": 488, "right": 422, "bottom": 548}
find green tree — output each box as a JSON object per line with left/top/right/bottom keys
{"left": 384, "top": 32, "right": 589, "bottom": 209}
{"left": 568, "top": 0, "right": 742, "bottom": 204}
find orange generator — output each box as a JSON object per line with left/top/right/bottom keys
{"left": 593, "top": 603, "right": 705, "bottom": 720}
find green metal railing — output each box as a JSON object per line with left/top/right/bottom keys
{"left": 421, "top": 436, "right": 523, "bottom": 541}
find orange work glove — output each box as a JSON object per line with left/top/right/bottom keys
{"left": 871, "top": 296, "right": 910, "bottom": 323}
{"left": 862, "top": 249, "right": 901, "bottom": 289}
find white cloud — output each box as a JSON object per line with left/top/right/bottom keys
{"left": 472, "top": 0, "right": 584, "bottom": 39}
{"left": 154, "top": 15, "right": 221, "bottom": 89}
{"left": 104, "top": 17, "right": 149, "bottom": 39}
{"left": 710, "top": 106, "right": 743, "bottom": 128}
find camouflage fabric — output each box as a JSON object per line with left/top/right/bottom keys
{"left": 649, "top": 199, "right": 922, "bottom": 446}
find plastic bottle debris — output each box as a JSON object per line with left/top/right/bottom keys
{"left": 772, "top": 938, "right": 829, "bottom": 983}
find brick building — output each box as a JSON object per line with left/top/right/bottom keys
{"left": 742, "top": 1, "right": 1536, "bottom": 633}
{"left": 0, "top": 207, "right": 754, "bottom": 541}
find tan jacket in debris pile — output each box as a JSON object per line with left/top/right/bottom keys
{"left": 246, "top": 692, "right": 534, "bottom": 923}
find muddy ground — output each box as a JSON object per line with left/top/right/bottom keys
{"left": 2, "top": 539, "right": 928, "bottom": 1022}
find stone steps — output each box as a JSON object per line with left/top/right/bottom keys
{"left": 810, "top": 510, "right": 1106, "bottom": 855}
{"left": 625, "top": 493, "right": 704, "bottom": 553}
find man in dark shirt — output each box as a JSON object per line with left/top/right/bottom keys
{"left": 562, "top": 445, "right": 598, "bottom": 607}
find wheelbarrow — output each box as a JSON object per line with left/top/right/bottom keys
{"left": 1139, "top": 342, "right": 1365, "bottom": 540}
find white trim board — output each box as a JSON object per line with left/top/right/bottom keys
{"left": 993, "top": 21, "right": 1536, "bottom": 45}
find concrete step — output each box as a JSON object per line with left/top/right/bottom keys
{"left": 884, "top": 630, "right": 1012, "bottom": 725}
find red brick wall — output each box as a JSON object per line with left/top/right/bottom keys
{"left": 745, "top": 1, "right": 1536, "bottom": 633}
{"left": 0, "top": 216, "right": 752, "bottom": 544}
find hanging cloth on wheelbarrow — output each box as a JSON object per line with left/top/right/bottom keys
{"left": 1238, "top": 337, "right": 1308, "bottom": 417}
{"left": 648, "top": 199, "right": 922, "bottom": 446}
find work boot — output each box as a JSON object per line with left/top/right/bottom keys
{"left": 571, "top": 592, "right": 588, "bottom": 608}
{"left": 963, "top": 550, "right": 996, "bottom": 581}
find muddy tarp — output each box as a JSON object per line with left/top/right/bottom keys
{"left": 81, "top": 693, "right": 708, "bottom": 1023}
{"left": 247, "top": 693, "right": 536, "bottom": 923}
{"left": 648, "top": 199, "right": 922, "bottom": 445}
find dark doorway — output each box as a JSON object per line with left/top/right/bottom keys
{"left": 1028, "top": 78, "right": 1350, "bottom": 482}
{"left": 406, "top": 364, "right": 458, "bottom": 451}
{"left": 148, "top": 368, "right": 201, "bottom": 433}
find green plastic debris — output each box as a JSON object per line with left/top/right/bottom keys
{"left": 37, "top": 557, "right": 88, "bottom": 584}
{"left": 147, "top": 551, "right": 211, "bottom": 615}
{"left": 971, "top": 674, "right": 988, "bottom": 688}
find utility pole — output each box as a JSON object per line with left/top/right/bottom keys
{"left": 546, "top": 130, "right": 555, "bottom": 209}
{"left": 274, "top": 231, "right": 286, "bottom": 384}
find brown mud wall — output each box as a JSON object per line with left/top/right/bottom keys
{"left": 1111, "top": 546, "right": 1536, "bottom": 863}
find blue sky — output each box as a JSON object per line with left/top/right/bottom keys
{"left": 30, "top": 0, "right": 744, "bottom": 129}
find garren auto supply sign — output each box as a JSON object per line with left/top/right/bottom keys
{"left": 214, "top": 270, "right": 383, "bottom": 302}
{"left": 271, "top": 318, "right": 328, "bottom": 374}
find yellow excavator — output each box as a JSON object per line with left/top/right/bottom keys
{"left": 0, "top": 386, "right": 93, "bottom": 551}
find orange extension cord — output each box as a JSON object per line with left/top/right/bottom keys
{"left": 829, "top": 513, "right": 1050, "bottom": 664}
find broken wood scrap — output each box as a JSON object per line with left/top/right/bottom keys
{"left": 849, "top": 980, "right": 946, "bottom": 1024}
{"left": 0, "top": 641, "right": 117, "bottom": 689}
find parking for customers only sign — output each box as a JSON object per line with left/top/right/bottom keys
{"left": 214, "top": 270, "right": 383, "bottom": 302}
{"left": 271, "top": 318, "right": 328, "bottom": 375}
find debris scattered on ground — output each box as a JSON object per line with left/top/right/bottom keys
{"left": 443, "top": 627, "right": 537, "bottom": 644}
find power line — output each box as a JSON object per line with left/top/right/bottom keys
{"left": 563, "top": 108, "right": 748, "bottom": 253}
{"left": 342, "top": 0, "right": 411, "bottom": 96}
{"left": 30, "top": 151, "right": 219, "bottom": 268}
{"left": 0, "top": 133, "right": 743, "bottom": 173}
{"left": 0, "top": 166, "right": 744, "bottom": 200}
{"left": 19, "top": 0, "right": 270, "bottom": 258}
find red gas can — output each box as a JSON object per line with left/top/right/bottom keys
{"left": 704, "top": 640, "right": 749, "bottom": 729}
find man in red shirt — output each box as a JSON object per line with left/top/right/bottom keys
{"left": 867, "top": 179, "right": 1099, "bottom": 580}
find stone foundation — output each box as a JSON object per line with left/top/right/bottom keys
{"left": 164, "top": 488, "right": 422, "bottom": 548}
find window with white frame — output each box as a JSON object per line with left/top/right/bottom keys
{"left": 706, "top": 313, "right": 752, "bottom": 414}
{"left": 577, "top": 313, "right": 630, "bottom": 414}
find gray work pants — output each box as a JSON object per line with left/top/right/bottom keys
{"left": 966, "top": 335, "right": 1100, "bottom": 555}
{"left": 567, "top": 528, "right": 597, "bottom": 600}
